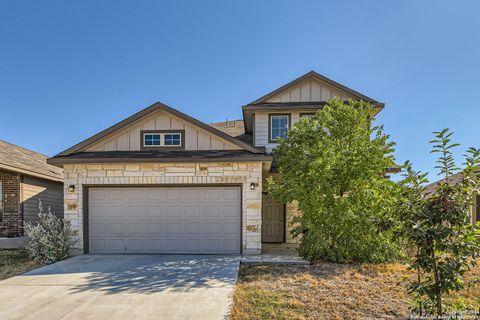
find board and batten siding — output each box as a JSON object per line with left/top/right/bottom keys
{"left": 253, "top": 77, "right": 358, "bottom": 151}
{"left": 22, "top": 175, "right": 64, "bottom": 223}
{"left": 265, "top": 77, "right": 354, "bottom": 103}
{"left": 85, "top": 110, "right": 241, "bottom": 152}
{"left": 254, "top": 111, "right": 309, "bottom": 150}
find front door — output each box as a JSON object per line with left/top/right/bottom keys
{"left": 262, "top": 193, "right": 285, "bottom": 243}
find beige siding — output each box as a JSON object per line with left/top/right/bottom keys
{"left": 85, "top": 110, "right": 241, "bottom": 152}
{"left": 266, "top": 77, "right": 354, "bottom": 103}
{"left": 21, "top": 175, "right": 64, "bottom": 223}
{"left": 254, "top": 111, "right": 314, "bottom": 150}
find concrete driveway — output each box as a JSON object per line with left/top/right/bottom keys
{"left": 0, "top": 255, "right": 240, "bottom": 320}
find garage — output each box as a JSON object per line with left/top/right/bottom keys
{"left": 88, "top": 186, "right": 241, "bottom": 254}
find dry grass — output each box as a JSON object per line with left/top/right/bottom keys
{"left": 232, "top": 261, "right": 480, "bottom": 320}
{"left": 0, "top": 249, "right": 42, "bottom": 280}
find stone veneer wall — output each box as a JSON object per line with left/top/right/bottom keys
{"left": 0, "top": 170, "right": 22, "bottom": 237}
{"left": 63, "top": 162, "right": 263, "bottom": 254}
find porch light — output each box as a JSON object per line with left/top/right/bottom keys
{"left": 250, "top": 183, "right": 257, "bottom": 190}
{"left": 68, "top": 185, "right": 75, "bottom": 193}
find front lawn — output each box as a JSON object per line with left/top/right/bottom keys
{"left": 232, "top": 261, "right": 480, "bottom": 320}
{"left": 0, "top": 249, "right": 43, "bottom": 280}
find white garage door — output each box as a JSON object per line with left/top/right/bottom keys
{"left": 88, "top": 187, "right": 241, "bottom": 254}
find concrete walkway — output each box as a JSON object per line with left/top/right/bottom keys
{"left": 242, "top": 243, "right": 309, "bottom": 265}
{"left": 0, "top": 254, "right": 240, "bottom": 320}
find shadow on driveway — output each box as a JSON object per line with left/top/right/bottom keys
{"left": 23, "top": 254, "right": 241, "bottom": 294}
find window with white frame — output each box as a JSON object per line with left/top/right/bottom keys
{"left": 142, "top": 132, "right": 182, "bottom": 148}
{"left": 270, "top": 114, "right": 289, "bottom": 141}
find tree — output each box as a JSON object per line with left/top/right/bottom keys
{"left": 268, "top": 99, "right": 399, "bottom": 262}
{"left": 395, "top": 129, "right": 480, "bottom": 316}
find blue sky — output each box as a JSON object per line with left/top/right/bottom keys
{"left": 1, "top": 0, "right": 479, "bottom": 181}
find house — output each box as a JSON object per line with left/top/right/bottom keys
{"left": 0, "top": 140, "right": 64, "bottom": 243}
{"left": 425, "top": 173, "right": 480, "bottom": 224}
{"left": 47, "top": 71, "right": 384, "bottom": 255}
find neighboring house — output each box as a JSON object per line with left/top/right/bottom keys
{"left": 425, "top": 173, "right": 480, "bottom": 224}
{"left": 0, "top": 140, "right": 64, "bottom": 238}
{"left": 48, "top": 71, "right": 385, "bottom": 255}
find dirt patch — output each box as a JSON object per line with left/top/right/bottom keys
{"left": 232, "top": 261, "right": 480, "bottom": 320}
{"left": 0, "top": 249, "right": 42, "bottom": 280}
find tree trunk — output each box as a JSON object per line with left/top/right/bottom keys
{"left": 416, "top": 248, "right": 422, "bottom": 316}
{"left": 432, "top": 248, "right": 442, "bottom": 316}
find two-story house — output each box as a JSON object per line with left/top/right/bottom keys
{"left": 48, "top": 71, "right": 384, "bottom": 255}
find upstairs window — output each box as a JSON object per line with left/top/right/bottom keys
{"left": 142, "top": 131, "right": 184, "bottom": 149}
{"left": 144, "top": 134, "right": 161, "bottom": 146}
{"left": 164, "top": 133, "right": 181, "bottom": 146}
{"left": 269, "top": 114, "right": 290, "bottom": 142}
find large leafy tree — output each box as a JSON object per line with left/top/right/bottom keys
{"left": 395, "top": 129, "right": 480, "bottom": 316}
{"left": 268, "top": 99, "right": 399, "bottom": 262}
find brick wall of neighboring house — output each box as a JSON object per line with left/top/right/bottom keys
{"left": 0, "top": 170, "right": 22, "bottom": 237}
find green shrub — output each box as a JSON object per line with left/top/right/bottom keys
{"left": 269, "top": 99, "right": 400, "bottom": 263}
{"left": 24, "top": 200, "right": 77, "bottom": 264}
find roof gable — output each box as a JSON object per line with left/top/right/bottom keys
{"left": 249, "top": 71, "right": 379, "bottom": 105}
{"left": 55, "top": 102, "right": 261, "bottom": 157}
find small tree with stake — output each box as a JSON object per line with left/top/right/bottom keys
{"left": 395, "top": 129, "right": 480, "bottom": 316}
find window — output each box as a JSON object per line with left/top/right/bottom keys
{"left": 142, "top": 131, "right": 184, "bottom": 149}
{"left": 164, "top": 133, "right": 181, "bottom": 146}
{"left": 144, "top": 134, "right": 161, "bottom": 146}
{"left": 269, "top": 114, "right": 290, "bottom": 142}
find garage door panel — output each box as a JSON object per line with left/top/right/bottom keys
{"left": 184, "top": 222, "right": 201, "bottom": 234}
{"left": 165, "top": 222, "right": 182, "bottom": 234}
{"left": 91, "top": 223, "right": 106, "bottom": 236}
{"left": 224, "top": 205, "right": 240, "bottom": 217}
{"left": 145, "top": 205, "right": 162, "bottom": 217}
{"left": 107, "top": 222, "right": 124, "bottom": 235}
{"left": 224, "top": 222, "right": 240, "bottom": 234}
{"left": 127, "top": 222, "right": 143, "bottom": 235}
{"left": 205, "top": 189, "right": 221, "bottom": 200}
{"left": 108, "top": 189, "right": 124, "bottom": 201}
{"left": 146, "top": 222, "right": 163, "bottom": 234}
{"left": 127, "top": 239, "right": 145, "bottom": 252}
{"left": 166, "top": 205, "right": 182, "bottom": 217}
{"left": 89, "top": 187, "right": 241, "bottom": 254}
{"left": 224, "top": 189, "right": 240, "bottom": 200}
{"left": 106, "top": 206, "right": 124, "bottom": 218}
{"left": 204, "top": 205, "right": 221, "bottom": 217}
{"left": 91, "top": 206, "right": 106, "bottom": 218}
{"left": 90, "top": 239, "right": 106, "bottom": 251}
{"left": 126, "top": 206, "right": 142, "bottom": 218}
{"left": 107, "top": 239, "right": 125, "bottom": 252}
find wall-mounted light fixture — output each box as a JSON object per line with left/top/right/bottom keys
{"left": 250, "top": 182, "right": 258, "bottom": 190}
{"left": 68, "top": 185, "right": 76, "bottom": 193}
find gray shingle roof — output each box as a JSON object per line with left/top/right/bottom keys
{"left": 0, "top": 140, "right": 63, "bottom": 182}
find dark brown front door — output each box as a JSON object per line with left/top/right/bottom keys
{"left": 262, "top": 194, "right": 285, "bottom": 243}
